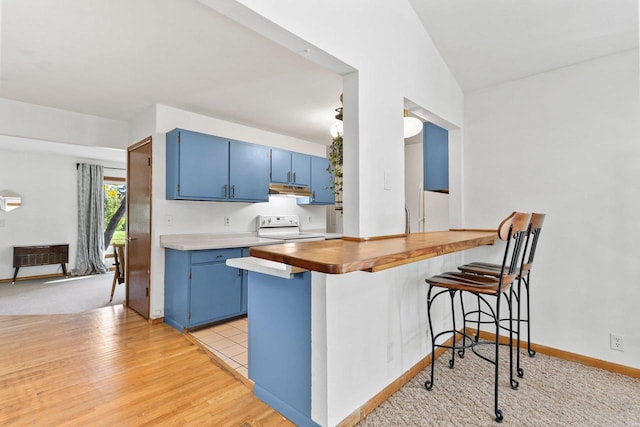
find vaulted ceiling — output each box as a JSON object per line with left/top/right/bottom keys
{"left": 1, "top": 0, "right": 637, "bottom": 146}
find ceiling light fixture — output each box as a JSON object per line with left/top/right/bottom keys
{"left": 403, "top": 109, "right": 422, "bottom": 138}
{"left": 330, "top": 94, "right": 344, "bottom": 137}
{"left": 330, "top": 122, "right": 343, "bottom": 137}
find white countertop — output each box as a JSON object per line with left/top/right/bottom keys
{"left": 160, "top": 231, "right": 342, "bottom": 251}
{"left": 160, "top": 232, "right": 284, "bottom": 251}
{"left": 226, "top": 256, "right": 306, "bottom": 279}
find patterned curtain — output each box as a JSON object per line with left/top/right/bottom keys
{"left": 75, "top": 163, "right": 108, "bottom": 275}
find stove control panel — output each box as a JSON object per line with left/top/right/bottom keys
{"left": 257, "top": 215, "right": 300, "bottom": 229}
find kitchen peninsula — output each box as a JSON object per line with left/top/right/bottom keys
{"left": 229, "top": 230, "right": 496, "bottom": 427}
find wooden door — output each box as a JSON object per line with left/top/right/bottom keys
{"left": 126, "top": 137, "right": 152, "bottom": 319}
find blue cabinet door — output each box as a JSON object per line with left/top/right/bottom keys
{"left": 166, "top": 129, "right": 229, "bottom": 200}
{"left": 270, "top": 148, "right": 291, "bottom": 184}
{"left": 230, "top": 141, "right": 270, "bottom": 202}
{"left": 299, "top": 156, "right": 334, "bottom": 205}
{"left": 190, "top": 257, "right": 243, "bottom": 326}
{"left": 164, "top": 249, "right": 190, "bottom": 330}
{"left": 423, "top": 122, "right": 449, "bottom": 193}
{"left": 291, "top": 153, "right": 311, "bottom": 186}
{"left": 165, "top": 248, "right": 247, "bottom": 331}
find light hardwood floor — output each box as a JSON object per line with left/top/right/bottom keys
{"left": 0, "top": 305, "right": 293, "bottom": 426}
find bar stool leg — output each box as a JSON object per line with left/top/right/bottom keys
{"left": 516, "top": 275, "right": 524, "bottom": 378}
{"left": 425, "top": 285, "right": 436, "bottom": 391}
{"left": 508, "top": 287, "right": 519, "bottom": 390}
{"left": 448, "top": 290, "right": 457, "bottom": 369}
{"left": 493, "top": 292, "right": 504, "bottom": 423}
{"left": 524, "top": 273, "right": 536, "bottom": 357}
{"left": 458, "top": 291, "right": 467, "bottom": 359}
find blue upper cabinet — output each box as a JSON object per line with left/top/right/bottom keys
{"left": 270, "top": 148, "right": 291, "bottom": 184}
{"left": 270, "top": 149, "right": 311, "bottom": 186}
{"left": 298, "top": 156, "right": 334, "bottom": 205}
{"left": 166, "top": 128, "right": 269, "bottom": 202}
{"left": 166, "top": 129, "right": 229, "bottom": 200}
{"left": 291, "top": 153, "right": 311, "bottom": 186}
{"left": 229, "top": 141, "right": 270, "bottom": 202}
{"left": 423, "top": 122, "right": 449, "bottom": 193}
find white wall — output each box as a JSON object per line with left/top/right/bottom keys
{"left": 0, "top": 142, "right": 126, "bottom": 280}
{"left": 314, "top": 252, "right": 465, "bottom": 426}
{"left": 0, "top": 98, "right": 128, "bottom": 149}
{"left": 404, "top": 141, "right": 423, "bottom": 232}
{"left": 204, "top": 0, "right": 464, "bottom": 238}
{"left": 463, "top": 50, "right": 640, "bottom": 368}
{"left": 201, "top": 1, "right": 466, "bottom": 425}
{"left": 139, "top": 104, "right": 331, "bottom": 318}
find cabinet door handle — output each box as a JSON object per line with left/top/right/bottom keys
{"left": 231, "top": 185, "right": 235, "bottom": 198}
{"left": 312, "top": 191, "right": 315, "bottom": 201}
{"left": 292, "top": 172, "right": 296, "bottom": 183}
{"left": 223, "top": 184, "right": 228, "bottom": 198}
{"left": 238, "top": 269, "right": 243, "bottom": 277}
{"left": 287, "top": 171, "right": 291, "bottom": 183}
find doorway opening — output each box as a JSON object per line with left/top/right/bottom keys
{"left": 104, "top": 176, "right": 127, "bottom": 250}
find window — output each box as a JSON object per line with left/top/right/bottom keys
{"left": 104, "top": 177, "right": 126, "bottom": 248}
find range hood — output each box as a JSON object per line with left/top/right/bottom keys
{"left": 268, "top": 183, "right": 312, "bottom": 198}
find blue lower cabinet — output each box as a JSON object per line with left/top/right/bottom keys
{"left": 164, "top": 248, "right": 246, "bottom": 331}
{"left": 248, "top": 271, "right": 319, "bottom": 427}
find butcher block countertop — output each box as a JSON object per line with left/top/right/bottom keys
{"left": 249, "top": 230, "right": 497, "bottom": 274}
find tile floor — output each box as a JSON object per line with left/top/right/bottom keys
{"left": 190, "top": 316, "right": 249, "bottom": 378}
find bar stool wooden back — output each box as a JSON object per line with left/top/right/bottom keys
{"left": 458, "top": 212, "right": 545, "bottom": 377}
{"left": 424, "top": 211, "right": 531, "bottom": 423}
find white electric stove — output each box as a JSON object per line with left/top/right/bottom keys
{"left": 256, "top": 215, "right": 326, "bottom": 242}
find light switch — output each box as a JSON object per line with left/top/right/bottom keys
{"left": 0, "top": 218, "right": 5, "bottom": 227}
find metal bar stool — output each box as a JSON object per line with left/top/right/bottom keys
{"left": 424, "top": 212, "right": 531, "bottom": 423}
{"left": 458, "top": 213, "right": 545, "bottom": 378}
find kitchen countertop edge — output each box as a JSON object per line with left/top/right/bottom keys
{"left": 160, "top": 232, "right": 285, "bottom": 251}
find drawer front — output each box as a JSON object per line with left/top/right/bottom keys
{"left": 190, "top": 248, "right": 242, "bottom": 264}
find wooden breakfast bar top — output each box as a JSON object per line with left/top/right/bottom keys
{"left": 249, "top": 230, "right": 497, "bottom": 274}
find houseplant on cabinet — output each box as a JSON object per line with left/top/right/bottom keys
{"left": 327, "top": 134, "right": 343, "bottom": 211}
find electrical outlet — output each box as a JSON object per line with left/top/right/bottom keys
{"left": 610, "top": 333, "right": 624, "bottom": 352}
{"left": 224, "top": 216, "right": 231, "bottom": 226}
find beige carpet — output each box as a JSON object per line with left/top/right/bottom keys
{"left": 0, "top": 273, "right": 125, "bottom": 315}
{"left": 358, "top": 345, "right": 640, "bottom": 426}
